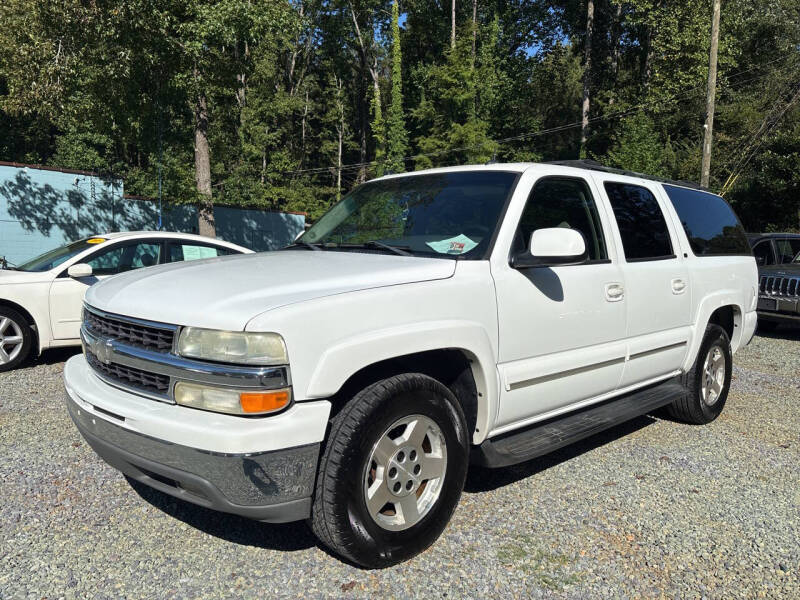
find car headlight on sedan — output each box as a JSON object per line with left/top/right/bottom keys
{"left": 177, "top": 327, "right": 288, "bottom": 365}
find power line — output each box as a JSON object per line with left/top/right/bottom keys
{"left": 721, "top": 83, "right": 800, "bottom": 196}
{"left": 280, "top": 52, "right": 799, "bottom": 177}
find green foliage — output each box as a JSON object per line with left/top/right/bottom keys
{"left": 411, "top": 20, "right": 503, "bottom": 169}
{"left": 0, "top": 0, "right": 798, "bottom": 232}
{"left": 384, "top": 0, "right": 408, "bottom": 174}
{"left": 603, "top": 113, "right": 672, "bottom": 177}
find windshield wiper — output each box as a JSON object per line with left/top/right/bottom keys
{"left": 0, "top": 257, "right": 18, "bottom": 270}
{"left": 288, "top": 240, "right": 322, "bottom": 251}
{"left": 337, "top": 241, "right": 413, "bottom": 257}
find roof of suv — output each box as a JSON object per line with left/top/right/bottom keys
{"left": 375, "top": 160, "right": 708, "bottom": 194}
{"left": 747, "top": 232, "right": 800, "bottom": 241}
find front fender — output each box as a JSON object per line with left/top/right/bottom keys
{"left": 305, "top": 320, "right": 499, "bottom": 444}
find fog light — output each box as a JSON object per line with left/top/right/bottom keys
{"left": 174, "top": 382, "right": 291, "bottom": 415}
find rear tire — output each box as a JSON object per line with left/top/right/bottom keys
{"left": 667, "top": 323, "right": 731, "bottom": 424}
{"left": 310, "top": 373, "right": 469, "bottom": 568}
{"left": 0, "top": 306, "right": 33, "bottom": 372}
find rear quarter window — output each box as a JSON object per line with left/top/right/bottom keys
{"left": 663, "top": 185, "right": 751, "bottom": 256}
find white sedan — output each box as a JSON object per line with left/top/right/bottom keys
{"left": 0, "top": 231, "right": 252, "bottom": 371}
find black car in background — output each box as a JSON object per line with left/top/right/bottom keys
{"left": 748, "top": 233, "right": 800, "bottom": 330}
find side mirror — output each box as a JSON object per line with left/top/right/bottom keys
{"left": 67, "top": 263, "right": 93, "bottom": 278}
{"left": 511, "top": 228, "right": 587, "bottom": 269}
{"left": 755, "top": 255, "right": 765, "bottom": 266}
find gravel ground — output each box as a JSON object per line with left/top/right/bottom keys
{"left": 1, "top": 330, "right": 799, "bottom": 599}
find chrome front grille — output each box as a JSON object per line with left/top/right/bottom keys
{"left": 759, "top": 275, "right": 800, "bottom": 297}
{"left": 86, "top": 348, "right": 171, "bottom": 395}
{"left": 85, "top": 310, "right": 175, "bottom": 352}
{"left": 81, "top": 304, "right": 290, "bottom": 404}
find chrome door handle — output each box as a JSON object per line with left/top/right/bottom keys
{"left": 671, "top": 278, "right": 687, "bottom": 294}
{"left": 605, "top": 283, "right": 624, "bottom": 302}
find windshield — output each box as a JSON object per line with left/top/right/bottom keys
{"left": 16, "top": 237, "right": 107, "bottom": 272}
{"left": 299, "top": 171, "right": 519, "bottom": 259}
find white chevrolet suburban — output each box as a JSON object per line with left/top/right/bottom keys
{"left": 64, "top": 162, "right": 757, "bottom": 568}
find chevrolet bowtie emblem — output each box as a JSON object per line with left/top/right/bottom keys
{"left": 93, "top": 337, "right": 114, "bottom": 365}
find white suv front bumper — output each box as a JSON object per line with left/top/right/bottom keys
{"left": 64, "top": 354, "right": 331, "bottom": 522}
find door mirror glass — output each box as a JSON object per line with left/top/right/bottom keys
{"left": 512, "top": 228, "right": 587, "bottom": 268}
{"left": 67, "top": 263, "right": 93, "bottom": 278}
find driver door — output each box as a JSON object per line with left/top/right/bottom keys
{"left": 49, "top": 240, "right": 162, "bottom": 339}
{"left": 491, "top": 176, "right": 627, "bottom": 431}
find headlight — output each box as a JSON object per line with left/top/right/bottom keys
{"left": 177, "top": 327, "right": 288, "bottom": 365}
{"left": 174, "top": 382, "right": 291, "bottom": 415}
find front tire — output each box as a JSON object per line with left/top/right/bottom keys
{"left": 667, "top": 323, "right": 732, "bottom": 424}
{"left": 0, "top": 307, "right": 32, "bottom": 372}
{"left": 311, "top": 373, "right": 469, "bottom": 568}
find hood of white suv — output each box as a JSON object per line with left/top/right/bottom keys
{"left": 85, "top": 250, "right": 456, "bottom": 330}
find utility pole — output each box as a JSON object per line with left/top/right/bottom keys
{"left": 701, "top": 0, "right": 721, "bottom": 188}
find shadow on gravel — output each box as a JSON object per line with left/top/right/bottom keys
{"left": 126, "top": 478, "right": 317, "bottom": 552}
{"left": 27, "top": 347, "right": 82, "bottom": 367}
{"left": 464, "top": 415, "right": 655, "bottom": 493}
{"left": 125, "top": 414, "right": 658, "bottom": 553}
{"left": 755, "top": 326, "right": 800, "bottom": 341}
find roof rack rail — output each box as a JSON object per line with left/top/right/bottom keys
{"left": 545, "top": 159, "right": 708, "bottom": 192}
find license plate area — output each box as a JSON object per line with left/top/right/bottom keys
{"left": 758, "top": 297, "right": 777, "bottom": 311}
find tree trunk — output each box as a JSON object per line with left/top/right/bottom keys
{"left": 610, "top": 3, "right": 622, "bottom": 80}
{"left": 608, "top": 2, "right": 623, "bottom": 107}
{"left": 194, "top": 77, "right": 215, "bottom": 237}
{"left": 357, "top": 52, "right": 368, "bottom": 183}
{"left": 580, "top": 0, "right": 594, "bottom": 158}
{"left": 471, "top": 0, "right": 477, "bottom": 61}
{"left": 451, "top": 0, "right": 456, "bottom": 49}
{"left": 642, "top": 26, "right": 654, "bottom": 92}
{"left": 349, "top": 1, "right": 382, "bottom": 179}
{"left": 337, "top": 123, "right": 343, "bottom": 202}
{"left": 301, "top": 90, "right": 309, "bottom": 167}
{"left": 701, "top": 0, "right": 721, "bottom": 188}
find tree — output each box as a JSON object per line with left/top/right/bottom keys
{"left": 0, "top": 0, "right": 798, "bottom": 235}
{"left": 385, "top": 0, "right": 409, "bottom": 173}
{"left": 604, "top": 113, "right": 673, "bottom": 177}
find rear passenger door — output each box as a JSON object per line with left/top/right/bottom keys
{"left": 598, "top": 178, "right": 691, "bottom": 387}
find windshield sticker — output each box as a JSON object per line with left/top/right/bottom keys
{"left": 183, "top": 245, "right": 219, "bottom": 261}
{"left": 426, "top": 234, "right": 478, "bottom": 255}
{"left": 86, "top": 238, "right": 107, "bottom": 244}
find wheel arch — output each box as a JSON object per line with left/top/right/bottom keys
{"left": 303, "top": 321, "right": 499, "bottom": 444}
{"left": 683, "top": 295, "right": 744, "bottom": 371}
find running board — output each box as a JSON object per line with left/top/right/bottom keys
{"left": 473, "top": 377, "right": 685, "bottom": 468}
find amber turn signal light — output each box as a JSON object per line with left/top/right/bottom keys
{"left": 240, "top": 390, "right": 290, "bottom": 414}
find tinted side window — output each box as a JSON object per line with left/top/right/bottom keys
{"left": 752, "top": 240, "right": 775, "bottom": 266}
{"left": 662, "top": 184, "right": 750, "bottom": 256}
{"left": 775, "top": 238, "right": 800, "bottom": 264}
{"left": 604, "top": 182, "right": 673, "bottom": 261}
{"left": 514, "top": 177, "right": 607, "bottom": 261}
